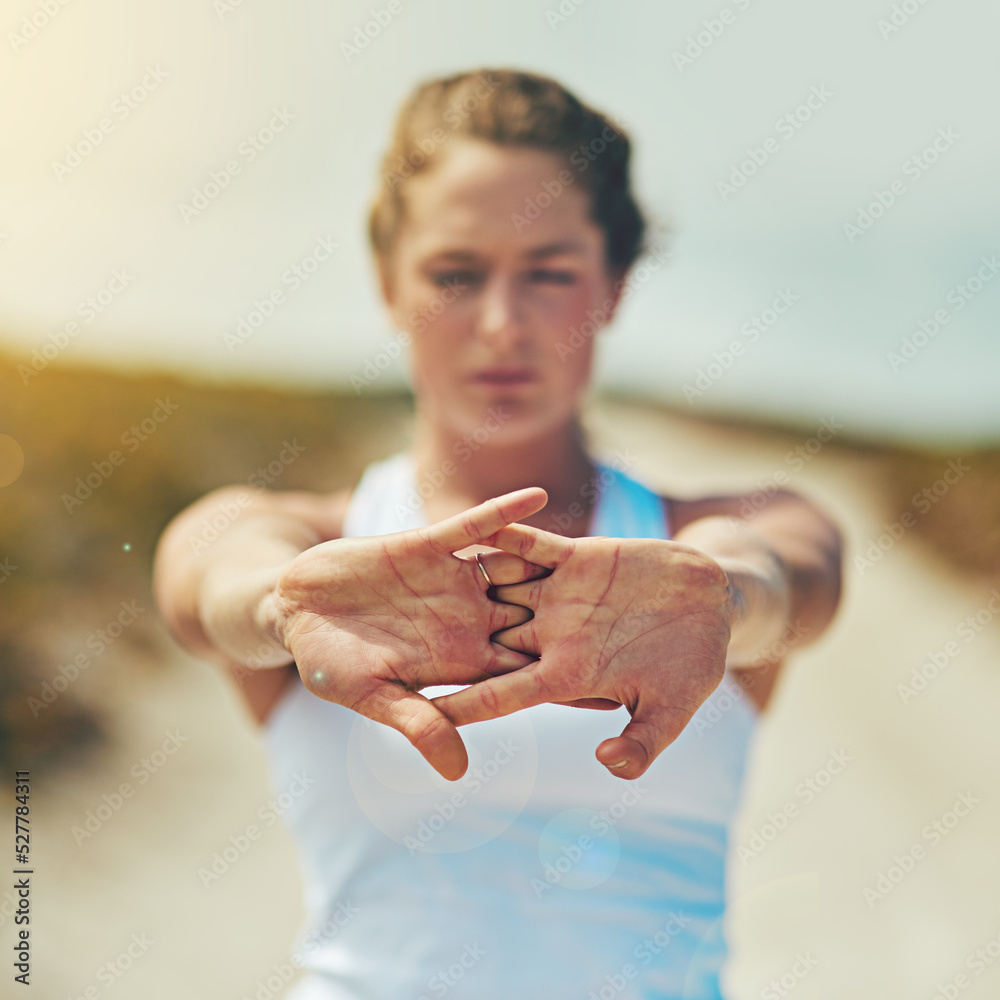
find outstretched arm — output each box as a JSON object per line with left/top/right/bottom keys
{"left": 433, "top": 489, "right": 842, "bottom": 779}
{"left": 669, "top": 489, "right": 843, "bottom": 668}
{"left": 153, "top": 484, "right": 549, "bottom": 779}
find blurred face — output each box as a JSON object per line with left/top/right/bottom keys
{"left": 380, "top": 139, "right": 623, "bottom": 446}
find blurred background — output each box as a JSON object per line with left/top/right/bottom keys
{"left": 0, "top": 0, "right": 998, "bottom": 997}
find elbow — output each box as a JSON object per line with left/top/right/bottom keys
{"left": 789, "top": 515, "right": 844, "bottom": 652}
{"left": 151, "top": 485, "right": 252, "bottom": 656}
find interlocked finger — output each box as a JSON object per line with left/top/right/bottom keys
{"left": 433, "top": 658, "right": 558, "bottom": 726}
{"left": 487, "top": 599, "right": 533, "bottom": 635}
{"left": 474, "top": 549, "right": 551, "bottom": 588}
{"left": 491, "top": 578, "right": 545, "bottom": 612}
{"left": 488, "top": 620, "right": 538, "bottom": 657}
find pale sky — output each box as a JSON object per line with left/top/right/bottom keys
{"left": 1, "top": 0, "right": 997, "bottom": 445}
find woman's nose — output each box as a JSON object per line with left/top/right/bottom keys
{"left": 476, "top": 274, "right": 526, "bottom": 348}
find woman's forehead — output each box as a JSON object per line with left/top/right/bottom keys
{"left": 398, "top": 156, "right": 603, "bottom": 261}
{"left": 406, "top": 140, "right": 586, "bottom": 206}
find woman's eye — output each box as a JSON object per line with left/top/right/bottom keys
{"left": 529, "top": 269, "right": 576, "bottom": 284}
{"left": 430, "top": 271, "right": 481, "bottom": 287}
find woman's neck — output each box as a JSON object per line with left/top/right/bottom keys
{"left": 412, "top": 412, "right": 597, "bottom": 536}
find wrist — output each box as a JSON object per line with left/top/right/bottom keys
{"left": 716, "top": 553, "right": 791, "bottom": 667}
{"left": 198, "top": 562, "right": 294, "bottom": 669}
{"left": 671, "top": 515, "right": 793, "bottom": 666}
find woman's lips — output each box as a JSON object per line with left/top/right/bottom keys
{"left": 469, "top": 367, "right": 538, "bottom": 386}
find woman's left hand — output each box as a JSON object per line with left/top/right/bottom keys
{"left": 432, "top": 522, "right": 734, "bottom": 779}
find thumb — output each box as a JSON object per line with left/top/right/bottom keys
{"left": 595, "top": 701, "right": 694, "bottom": 780}
{"left": 360, "top": 681, "right": 470, "bottom": 781}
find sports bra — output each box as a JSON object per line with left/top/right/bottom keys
{"left": 264, "top": 452, "right": 758, "bottom": 999}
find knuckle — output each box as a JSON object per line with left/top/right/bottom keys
{"left": 478, "top": 681, "right": 503, "bottom": 716}
{"left": 404, "top": 709, "right": 450, "bottom": 748}
{"left": 682, "top": 552, "right": 728, "bottom": 591}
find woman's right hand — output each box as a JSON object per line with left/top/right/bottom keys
{"left": 268, "top": 488, "right": 549, "bottom": 780}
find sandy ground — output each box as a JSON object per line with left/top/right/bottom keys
{"left": 3, "top": 398, "right": 999, "bottom": 1000}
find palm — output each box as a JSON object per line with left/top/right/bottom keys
{"left": 274, "top": 489, "right": 546, "bottom": 779}
{"left": 285, "top": 533, "right": 527, "bottom": 692}
{"left": 434, "top": 529, "right": 732, "bottom": 778}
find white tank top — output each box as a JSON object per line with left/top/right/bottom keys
{"left": 265, "top": 453, "right": 758, "bottom": 1000}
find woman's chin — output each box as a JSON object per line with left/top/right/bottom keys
{"left": 457, "top": 402, "right": 573, "bottom": 449}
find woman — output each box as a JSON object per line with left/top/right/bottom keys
{"left": 153, "top": 69, "right": 841, "bottom": 999}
